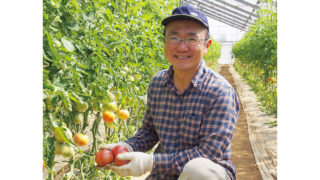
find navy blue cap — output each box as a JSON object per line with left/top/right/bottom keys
{"left": 161, "top": 5, "right": 209, "bottom": 30}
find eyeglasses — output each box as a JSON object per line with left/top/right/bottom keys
{"left": 164, "top": 36, "right": 208, "bottom": 46}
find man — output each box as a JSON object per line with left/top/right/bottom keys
{"left": 99, "top": 5, "right": 240, "bottom": 180}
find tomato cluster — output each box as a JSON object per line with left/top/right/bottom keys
{"left": 102, "top": 101, "right": 130, "bottom": 127}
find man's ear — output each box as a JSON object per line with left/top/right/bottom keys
{"left": 203, "top": 39, "right": 212, "bottom": 55}
{"left": 205, "top": 39, "right": 212, "bottom": 49}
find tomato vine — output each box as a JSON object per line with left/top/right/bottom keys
{"left": 43, "top": 0, "right": 221, "bottom": 179}
{"left": 232, "top": 0, "right": 277, "bottom": 119}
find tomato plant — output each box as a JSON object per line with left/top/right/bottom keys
{"left": 43, "top": 0, "right": 222, "bottom": 179}
{"left": 204, "top": 38, "right": 221, "bottom": 71}
{"left": 43, "top": 0, "right": 178, "bottom": 179}
{"left": 232, "top": 0, "right": 277, "bottom": 119}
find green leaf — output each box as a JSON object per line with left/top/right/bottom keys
{"left": 45, "top": 32, "right": 60, "bottom": 58}
{"left": 43, "top": 81, "right": 55, "bottom": 90}
{"left": 68, "top": 92, "right": 81, "bottom": 103}
{"left": 62, "top": 38, "right": 75, "bottom": 52}
{"left": 58, "top": 90, "right": 72, "bottom": 112}
{"left": 61, "top": 0, "right": 69, "bottom": 6}
{"left": 43, "top": 136, "right": 55, "bottom": 169}
{"left": 104, "top": 8, "right": 114, "bottom": 22}
{"left": 70, "top": 0, "right": 78, "bottom": 10}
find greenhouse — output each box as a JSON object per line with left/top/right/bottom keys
{"left": 40, "top": 0, "right": 278, "bottom": 179}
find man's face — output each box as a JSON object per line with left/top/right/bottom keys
{"left": 164, "top": 19, "right": 212, "bottom": 72}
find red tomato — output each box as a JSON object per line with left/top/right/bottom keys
{"left": 268, "top": 77, "right": 277, "bottom": 83}
{"left": 95, "top": 149, "right": 113, "bottom": 167}
{"left": 111, "top": 145, "right": 130, "bottom": 166}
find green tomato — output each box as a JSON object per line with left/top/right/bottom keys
{"left": 74, "top": 113, "right": 84, "bottom": 124}
{"left": 75, "top": 101, "right": 88, "bottom": 112}
{"left": 54, "top": 142, "right": 68, "bottom": 155}
{"left": 102, "top": 101, "right": 117, "bottom": 112}
{"left": 62, "top": 146, "right": 75, "bottom": 158}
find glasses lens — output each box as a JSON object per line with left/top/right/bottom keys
{"left": 165, "top": 36, "right": 204, "bottom": 46}
{"left": 170, "top": 37, "right": 179, "bottom": 44}
{"left": 186, "top": 39, "right": 199, "bottom": 45}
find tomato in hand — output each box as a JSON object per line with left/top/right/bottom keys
{"left": 111, "top": 145, "right": 130, "bottom": 166}
{"left": 114, "top": 153, "right": 130, "bottom": 166}
{"left": 95, "top": 149, "right": 113, "bottom": 167}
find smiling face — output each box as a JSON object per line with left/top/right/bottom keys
{"left": 164, "top": 19, "right": 212, "bottom": 73}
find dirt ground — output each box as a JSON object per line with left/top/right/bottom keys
{"left": 219, "top": 65, "right": 263, "bottom": 180}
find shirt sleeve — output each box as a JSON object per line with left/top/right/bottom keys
{"left": 124, "top": 81, "right": 159, "bottom": 152}
{"left": 152, "top": 86, "right": 240, "bottom": 175}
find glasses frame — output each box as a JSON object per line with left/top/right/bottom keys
{"left": 164, "top": 36, "right": 208, "bottom": 46}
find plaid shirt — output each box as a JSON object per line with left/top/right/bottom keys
{"left": 125, "top": 61, "right": 240, "bottom": 180}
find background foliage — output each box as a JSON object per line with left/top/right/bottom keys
{"left": 232, "top": 0, "right": 277, "bottom": 118}
{"left": 205, "top": 38, "right": 221, "bottom": 71}
{"left": 43, "top": 0, "right": 221, "bottom": 179}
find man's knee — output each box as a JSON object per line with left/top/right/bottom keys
{"left": 178, "top": 158, "right": 230, "bottom": 180}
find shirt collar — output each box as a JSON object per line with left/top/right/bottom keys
{"left": 164, "top": 60, "right": 208, "bottom": 90}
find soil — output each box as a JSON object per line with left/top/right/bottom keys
{"left": 219, "top": 65, "right": 263, "bottom": 180}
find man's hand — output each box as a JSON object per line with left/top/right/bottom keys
{"left": 96, "top": 142, "right": 134, "bottom": 170}
{"left": 108, "top": 152, "right": 153, "bottom": 177}
{"left": 98, "top": 142, "right": 133, "bottom": 152}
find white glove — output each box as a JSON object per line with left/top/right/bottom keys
{"left": 108, "top": 152, "right": 153, "bottom": 177}
{"left": 99, "top": 142, "right": 133, "bottom": 152}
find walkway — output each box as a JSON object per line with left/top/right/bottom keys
{"left": 218, "top": 63, "right": 277, "bottom": 180}
{"left": 219, "top": 65, "right": 262, "bottom": 180}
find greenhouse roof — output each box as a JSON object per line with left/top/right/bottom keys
{"left": 180, "top": 0, "right": 261, "bottom": 31}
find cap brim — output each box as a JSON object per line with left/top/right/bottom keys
{"left": 161, "top": 14, "right": 208, "bottom": 28}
